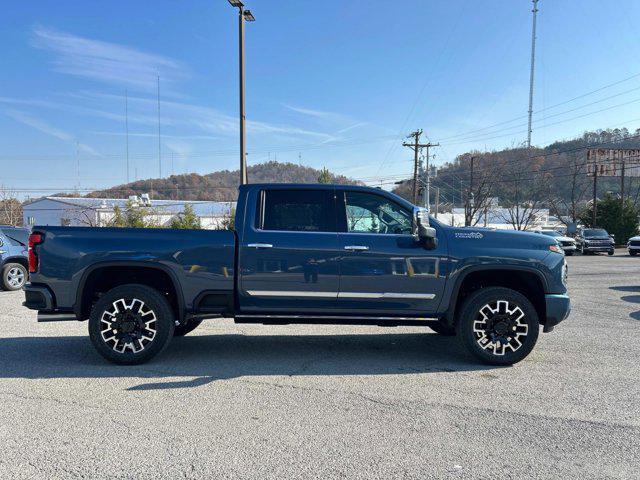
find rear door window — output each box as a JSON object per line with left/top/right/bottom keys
{"left": 259, "top": 189, "right": 335, "bottom": 232}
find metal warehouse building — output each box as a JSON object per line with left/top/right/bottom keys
{"left": 22, "top": 196, "right": 235, "bottom": 230}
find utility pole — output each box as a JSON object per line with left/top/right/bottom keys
{"left": 434, "top": 187, "right": 440, "bottom": 218}
{"left": 402, "top": 130, "right": 438, "bottom": 209}
{"left": 620, "top": 156, "right": 626, "bottom": 220}
{"left": 422, "top": 145, "right": 438, "bottom": 209}
{"left": 157, "top": 75, "right": 162, "bottom": 178}
{"left": 125, "top": 89, "right": 130, "bottom": 184}
{"left": 76, "top": 141, "right": 80, "bottom": 190}
{"left": 527, "top": 0, "right": 539, "bottom": 149}
{"left": 228, "top": 0, "right": 255, "bottom": 185}
{"left": 404, "top": 130, "right": 422, "bottom": 205}
{"left": 592, "top": 161, "right": 598, "bottom": 226}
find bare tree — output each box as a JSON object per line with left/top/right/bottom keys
{"left": 498, "top": 157, "right": 549, "bottom": 231}
{"left": 546, "top": 155, "right": 590, "bottom": 227}
{"left": 461, "top": 155, "right": 497, "bottom": 226}
{"left": 0, "top": 187, "right": 23, "bottom": 226}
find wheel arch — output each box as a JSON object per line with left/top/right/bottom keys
{"left": 75, "top": 261, "right": 185, "bottom": 322}
{"left": 445, "top": 266, "right": 547, "bottom": 327}
{"left": 2, "top": 256, "right": 29, "bottom": 271}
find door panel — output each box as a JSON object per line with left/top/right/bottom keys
{"left": 238, "top": 188, "right": 340, "bottom": 313}
{"left": 337, "top": 190, "right": 447, "bottom": 315}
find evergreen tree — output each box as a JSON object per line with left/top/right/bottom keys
{"left": 317, "top": 167, "right": 332, "bottom": 184}
{"left": 170, "top": 204, "right": 202, "bottom": 229}
{"left": 580, "top": 193, "right": 639, "bottom": 243}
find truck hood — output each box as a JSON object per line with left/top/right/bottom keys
{"left": 450, "top": 227, "right": 556, "bottom": 251}
{"left": 556, "top": 235, "right": 575, "bottom": 243}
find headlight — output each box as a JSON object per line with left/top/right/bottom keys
{"left": 549, "top": 244, "right": 563, "bottom": 254}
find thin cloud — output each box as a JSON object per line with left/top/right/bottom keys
{"left": 283, "top": 103, "right": 346, "bottom": 121}
{"left": 5, "top": 110, "right": 100, "bottom": 156}
{"left": 31, "top": 25, "right": 189, "bottom": 91}
{"left": 336, "top": 122, "right": 367, "bottom": 135}
{"left": 83, "top": 91, "right": 334, "bottom": 140}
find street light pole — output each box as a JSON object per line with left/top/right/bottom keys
{"left": 229, "top": 0, "right": 254, "bottom": 185}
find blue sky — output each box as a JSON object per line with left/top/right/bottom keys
{"left": 3, "top": 0, "right": 640, "bottom": 197}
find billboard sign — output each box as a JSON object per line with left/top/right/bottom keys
{"left": 586, "top": 149, "right": 640, "bottom": 177}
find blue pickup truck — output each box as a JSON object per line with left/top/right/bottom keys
{"left": 23, "top": 184, "right": 570, "bottom": 366}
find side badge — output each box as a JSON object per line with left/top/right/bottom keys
{"left": 454, "top": 232, "right": 484, "bottom": 239}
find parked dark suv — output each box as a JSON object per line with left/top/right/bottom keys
{"left": 576, "top": 228, "right": 615, "bottom": 255}
{"left": 0, "top": 226, "right": 29, "bottom": 290}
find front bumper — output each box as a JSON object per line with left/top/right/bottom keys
{"left": 561, "top": 245, "right": 576, "bottom": 252}
{"left": 544, "top": 293, "right": 571, "bottom": 332}
{"left": 582, "top": 245, "right": 614, "bottom": 252}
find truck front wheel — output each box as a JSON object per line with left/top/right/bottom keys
{"left": 88, "top": 284, "right": 175, "bottom": 365}
{"left": 457, "top": 287, "right": 540, "bottom": 366}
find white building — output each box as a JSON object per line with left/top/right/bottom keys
{"left": 435, "top": 206, "right": 556, "bottom": 230}
{"left": 23, "top": 196, "right": 236, "bottom": 230}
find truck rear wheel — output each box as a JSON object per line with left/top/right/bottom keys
{"left": 174, "top": 319, "right": 202, "bottom": 337}
{"left": 457, "top": 287, "right": 540, "bottom": 366}
{"left": 88, "top": 284, "right": 175, "bottom": 365}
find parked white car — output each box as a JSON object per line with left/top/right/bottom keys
{"left": 627, "top": 235, "right": 640, "bottom": 256}
{"left": 535, "top": 230, "right": 577, "bottom": 256}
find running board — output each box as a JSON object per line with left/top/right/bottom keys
{"left": 234, "top": 314, "right": 439, "bottom": 327}
{"left": 37, "top": 312, "right": 78, "bottom": 322}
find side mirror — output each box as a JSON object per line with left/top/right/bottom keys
{"left": 413, "top": 207, "right": 438, "bottom": 249}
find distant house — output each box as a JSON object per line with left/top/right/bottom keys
{"left": 22, "top": 196, "right": 235, "bottom": 230}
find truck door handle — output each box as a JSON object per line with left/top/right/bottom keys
{"left": 344, "top": 245, "right": 369, "bottom": 251}
{"left": 247, "top": 243, "right": 273, "bottom": 249}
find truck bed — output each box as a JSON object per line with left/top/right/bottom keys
{"left": 28, "top": 226, "right": 236, "bottom": 316}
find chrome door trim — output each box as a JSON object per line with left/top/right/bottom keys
{"left": 338, "top": 292, "right": 436, "bottom": 300}
{"left": 344, "top": 245, "right": 370, "bottom": 251}
{"left": 235, "top": 314, "right": 438, "bottom": 321}
{"left": 245, "top": 290, "right": 435, "bottom": 300}
{"left": 246, "top": 290, "right": 338, "bottom": 298}
{"left": 247, "top": 243, "right": 273, "bottom": 249}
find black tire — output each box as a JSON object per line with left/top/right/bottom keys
{"left": 88, "top": 284, "right": 175, "bottom": 365}
{"left": 565, "top": 250, "right": 574, "bottom": 256}
{"left": 608, "top": 250, "right": 615, "bottom": 256}
{"left": 2, "top": 262, "right": 27, "bottom": 291}
{"left": 457, "top": 287, "right": 540, "bottom": 366}
{"left": 174, "top": 319, "right": 202, "bottom": 337}
{"left": 630, "top": 250, "right": 637, "bottom": 256}
{"left": 429, "top": 320, "right": 456, "bottom": 336}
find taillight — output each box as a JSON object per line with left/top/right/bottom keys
{"left": 28, "top": 233, "right": 43, "bottom": 273}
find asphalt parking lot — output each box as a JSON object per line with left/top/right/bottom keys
{"left": 1, "top": 251, "right": 639, "bottom": 479}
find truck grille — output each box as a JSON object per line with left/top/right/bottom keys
{"left": 630, "top": 240, "right": 640, "bottom": 247}
{"left": 587, "top": 239, "right": 610, "bottom": 245}
{"left": 560, "top": 240, "right": 574, "bottom": 247}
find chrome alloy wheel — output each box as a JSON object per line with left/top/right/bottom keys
{"left": 473, "top": 300, "right": 528, "bottom": 356}
{"left": 7, "top": 267, "right": 25, "bottom": 288}
{"left": 100, "top": 298, "right": 157, "bottom": 353}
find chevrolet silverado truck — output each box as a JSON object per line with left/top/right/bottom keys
{"left": 23, "top": 184, "right": 570, "bottom": 366}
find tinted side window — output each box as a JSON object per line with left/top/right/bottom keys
{"left": 344, "top": 191, "right": 412, "bottom": 235}
{"left": 261, "top": 190, "right": 335, "bottom": 232}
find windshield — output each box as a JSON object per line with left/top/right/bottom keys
{"left": 584, "top": 229, "right": 609, "bottom": 237}
{"left": 540, "top": 231, "right": 561, "bottom": 238}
